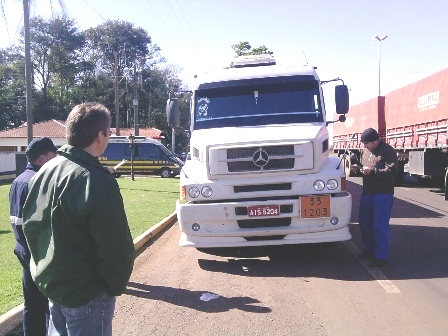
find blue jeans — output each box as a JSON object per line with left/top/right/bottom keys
{"left": 47, "top": 292, "right": 116, "bottom": 336}
{"left": 14, "top": 246, "right": 49, "bottom": 336}
{"left": 358, "top": 194, "right": 394, "bottom": 260}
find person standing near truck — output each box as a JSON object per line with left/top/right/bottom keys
{"left": 23, "top": 102, "right": 135, "bottom": 335}
{"left": 352, "top": 127, "right": 398, "bottom": 267}
{"left": 9, "top": 137, "right": 58, "bottom": 335}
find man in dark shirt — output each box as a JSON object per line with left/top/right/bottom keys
{"left": 351, "top": 128, "right": 398, "bottom": 267}
{"left": 9, "top": 137, "right": 57, "bottom": 335}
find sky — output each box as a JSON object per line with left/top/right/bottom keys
{"left": 1, "top": 0, "right": 447, "bottom": 114}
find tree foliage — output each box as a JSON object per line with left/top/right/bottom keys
{"left": 27, "top": 16, "right": 84, "bottom": 120}
{"left": 0, "top": 16, "right": 189, "bottom": 151}
{"left": 0, "top": 47, "right": 26, "bottom": 130}
{"left": 231, "top": 41, "right": 274, "bottom": 57}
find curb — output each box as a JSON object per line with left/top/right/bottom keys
{"left": 0, "top": 211, "right": 177, "bottom": 336}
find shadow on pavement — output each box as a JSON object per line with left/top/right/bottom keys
{"left": 124, "top": 282, "right": 271, "bottom": 313}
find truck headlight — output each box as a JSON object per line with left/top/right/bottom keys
{"left": 326, "top": 179, "right": 338, "bottom": 190}
{"left": 188, "top": 187, "right": 200, "bottom": 198}
{"left": 201, "top": 186, "right": 213, "bottom": 197}
{"left": 313, "top": 180, "right": 325, "bottom": 191}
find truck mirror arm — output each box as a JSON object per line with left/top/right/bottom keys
{"left": 326, "top": 115, "right": 347, "bottom": 126}
{"left": 321, "top": 77, "right": 345, "bottom": 85}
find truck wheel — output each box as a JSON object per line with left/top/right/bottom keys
{"left": 344, "top": 157, "right": 354, "bottom": 177}
{"left": 394, "top": 165, "right": 405, "bottom": 186}
{"left": 160, "top": 168, "right": 172, "bottom": 178}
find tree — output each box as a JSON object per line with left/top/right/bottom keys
{"left": 231, "top": 41, "right": 274, "bottom": 57}
{"left": 27, "top": 15, "right": 84, "bottom": 120}
{"left": 1, "top": 0, "right": 67, "bottom": 141}
{"left": 83, "top": 20, "right": 165, "bottom": 131}
{"left": 0, "top": 47, "right": 27, "bottom": 129}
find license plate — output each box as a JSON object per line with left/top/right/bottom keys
{"left": 300, "top": 195, "right": 331, "bottom": 218}
{"left": 248, "top": 204, "right": 280, "bottom": 217}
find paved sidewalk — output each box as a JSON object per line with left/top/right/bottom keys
{"left": 0, "top": 211, "right": 177, "bottom": 336}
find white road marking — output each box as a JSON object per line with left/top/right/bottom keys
{"left": 344, "top": 241, "right": 401, "bottom": 294}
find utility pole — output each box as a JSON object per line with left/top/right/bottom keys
{"left": 133, "top": 59, "right": 139, "bottom": 136}
{"left": 23, "top": 0, "right": 33, "bottom": 143}
{"left": 114, "top": 52, "right": 120, "bottom": 135}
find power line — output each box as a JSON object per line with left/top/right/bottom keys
{"left": 166, "top": 0, "right": 197, "bottom": 49}
{"left": 174, "top": 0, "right": 200, "bottom": 49}
{"left": 145, "top": 0, "right": 182, "bottom": 50}
{"left": 0, "top": 0, "right": 10, "bottom": 42}
{"left": 81, "top": 0, "right": 107, "bottom": 22}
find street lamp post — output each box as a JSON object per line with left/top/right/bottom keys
{"left": 374, "top": 35, "right": 388, "bottom": 96}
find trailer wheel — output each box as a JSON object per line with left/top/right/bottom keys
{"left": 160, "top": 168, "right": 172, "bottom": 178}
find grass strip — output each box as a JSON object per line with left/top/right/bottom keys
{"left": 0, "top": 176, "right": 179, "bottom": 315}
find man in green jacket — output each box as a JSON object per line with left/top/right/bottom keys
{"left": 23, "top": 102, "right": 135, "bottom": 335}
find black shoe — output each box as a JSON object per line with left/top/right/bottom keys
{"left": 370, "top": 258, "right": 389, "bottom": 267}
{"left": 358, "top": 252, "right": 374, "bottom": 260}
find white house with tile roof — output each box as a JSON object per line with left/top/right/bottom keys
{"left": 0, "top": 120, "right": 164, "bottom": 180}
{"left": 0, "top": 119, "right": 164, "bottom": 152}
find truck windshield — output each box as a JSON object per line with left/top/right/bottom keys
{"left": 194, "top": 79, "right": 323, "bottom": 130}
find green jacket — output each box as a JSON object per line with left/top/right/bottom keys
{"left": 23, "top": 145, "right": 135, "bottom": 308}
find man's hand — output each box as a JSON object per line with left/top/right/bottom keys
{"left": 362, "top": 167, "right": 372, "bottom": 175}
{"left": 350, "top": 164, "right": 361, "bottom": 173}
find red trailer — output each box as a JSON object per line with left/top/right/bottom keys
{"left": 333, "top": 69, "right": 448, "bottom": 199}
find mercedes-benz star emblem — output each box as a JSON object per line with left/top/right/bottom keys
{"left": 252, "top": 149, "right": 269, "bottom": 168}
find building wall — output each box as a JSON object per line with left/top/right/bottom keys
{"left": 0, "top": 152, "right": 19, "bottom": 182}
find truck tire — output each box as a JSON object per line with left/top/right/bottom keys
{"left": 445, "top": 168, "right": 448, "bottom": 201}
{"left": 394, "top": 165, "right": 405, "bottom": 186}
{"left": 160, "top": 168, "right": 172, "bottom": 178}
{"left": 344, "top": 157, "right": 357, "bottom": 177}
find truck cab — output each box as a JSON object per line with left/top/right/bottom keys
{"left": 168, "top": 55, "right": 352, "bottom": 249}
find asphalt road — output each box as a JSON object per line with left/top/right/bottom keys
{"left": 113, "top": 176, "right": 448, "bottom": 336}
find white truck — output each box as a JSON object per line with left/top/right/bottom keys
{"left": 167, "top": 55, "right": 352, "bottom": 251}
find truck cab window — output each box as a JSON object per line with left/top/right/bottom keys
{"left": 194, "top": 79, "right": 322, "bottom": 130}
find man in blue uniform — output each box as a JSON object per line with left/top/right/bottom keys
{"left": 9, "top": 137, "right": 58, "bottom": 335}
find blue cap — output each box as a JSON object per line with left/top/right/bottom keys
{"left": 26, "top": 137, "right": 58, "bottom": 156}
{"left": 361, "top": 128, "right": 379, "bottom": 143}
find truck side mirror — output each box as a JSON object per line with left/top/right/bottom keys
{"left": 166, "top": 98, "right": 180, "bottom": 127}
{"left": 335, "top": 85, "right": 349, "bottom": 114}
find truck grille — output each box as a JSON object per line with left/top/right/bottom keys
{"left": 227, "top": 145, "right": 295, "bottom": 172}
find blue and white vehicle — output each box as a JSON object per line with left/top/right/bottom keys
{"left": 168, "top": 55, "right": 352, "bottom": 249}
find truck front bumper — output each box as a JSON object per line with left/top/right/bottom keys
{"left": 176, "top": 192, "right": 352, "bottom": 248}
